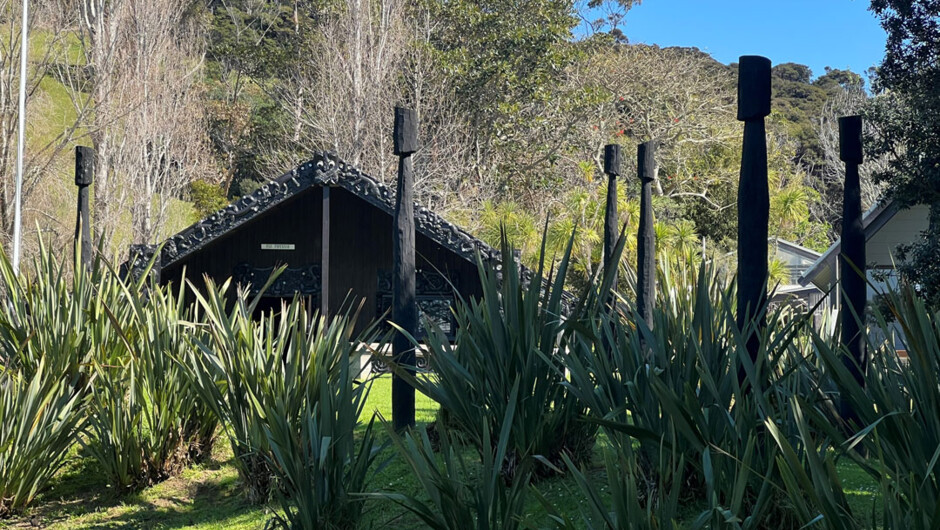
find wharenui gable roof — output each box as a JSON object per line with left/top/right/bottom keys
{"left": 159, "top": 152, "right": 500, "bottom": 269}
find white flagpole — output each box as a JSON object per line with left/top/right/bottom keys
{"left": 12, "top": 0, "right": 27, "bottom": 275}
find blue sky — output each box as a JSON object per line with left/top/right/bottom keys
{"left": 584, "top": 0, "right": 887, "bottom": 82}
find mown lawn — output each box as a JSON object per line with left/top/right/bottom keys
{"left": 1, "top": 375, "right": 880, "bottom": 529}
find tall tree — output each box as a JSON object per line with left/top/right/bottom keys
{"left": 421, "top": 0, "right": 581, "bottom": 189}
{"left": 67, "top": 0, "right": 215, "bottom": 247}
{"left": 278, "top": 0, "right": 408, "bottom": 181}
{"left": 205, "top": 0, "right": 306, "bottom": 194}
{"left": 814, "top": 84, "right": 887, "bottom": 239}
{"left": 869, "top": 0, "right": 940, "bottom": 304}
{"left": 0, "top": 1, "right": 84, "bottom": 254}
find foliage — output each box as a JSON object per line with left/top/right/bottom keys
{"left": 542, "top": 439, "right": 685, "bottom": 529}
{"left": 394, "top": 230, "right": 597, "bottom": 478}
{"left": 563, "top": 262, "right": 825, "bottom": 528}
{"left": 0, "top": 243, "right": 95, "bottom": 516}
{"left": 257, "top": 306, "right": 382, "bottom": 530}
{"left": 82, "top": 262, "right": 217, "bottom": 492}
{"left": 868, "top": 0, "right": 940, "bottom": 306}
{"left": 189, "top": 180, "right": 230, "bottom": 220}
{"left": 0, "top": 241, "right": 216, "bottom": 493}
{"left": 420, "top": 0, "right": 579, "bottom": 174}
{"left": 205, "top": 0, "right": 306, "bottom": 195}
{"left": 811, "top": 285, "right": 940, "bottom": 528}
{"left": 184, "top": 273, "right": 382, "bottom": 527}
{"left": 0, "top": 242, "right": 98, "bottom": 381}
{"left": 771, "top": 63, "right": 865, "bottom": 170}
{"left": 376, "top": 393, "right": 532, "bottom": 530}
{"left": 894, "top": 233, "right": 940, "bottom": 306}
{"left": 0, "top": 359, "right": 86, "bottom": 518}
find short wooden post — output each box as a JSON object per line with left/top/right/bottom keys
{"left": 74, "top": 146, "right": 94, "bottom": 272}
{"left": 636, "top": 141, "right": 657, "bottom": 332}
{"left": 736, "top": 55, "right": 771, "bottom": 374}
{"left": 838, "top": 115, "right": 866, "bottom": 390}
{"left": 603, "top": 144, "right": 621, "bottom": 289}
{"left": 392, "top": 107, "right": 418, "bottom": 431}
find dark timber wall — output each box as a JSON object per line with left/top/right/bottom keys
{"left": 160, "top": 185, "right": 481, "bottom": 333}
{"left": 162, "top": 187, "right": 324, "bottom": 292}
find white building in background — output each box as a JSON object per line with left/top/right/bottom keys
{"left": 799, "top": 200, "right": 930, "bottom": 353}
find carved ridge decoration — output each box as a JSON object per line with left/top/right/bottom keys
{"left": 159, "top": 152, "right": 500, "bottom": 269}
{"left": 123, "top": 244, "right": 160, "bottom": 284}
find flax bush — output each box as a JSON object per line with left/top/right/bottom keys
{"left": 186, "top": 274, "right": 382, "bottom": 528}
{"left": 82, "top": 261, "right": 217, "bottom": 491}
{"left": 0, "top": 244, "right": 97, "bottom": 516}
{"left": 0, "top": 240, "right": 97, "bottom": 383}
{"left": 0, "top": 358, "right": 86, "bottom": 517}
{"left": 804, "top": 285, "right": 940, "bottom": 529}
{"left": 396, "top": 231, "right": 598, "bottom": 479}
{"left": 377, "top": 384, "right": 532, "bottom": 530}
{"left": 0, "top": 241, "right": 216, "bottom": 495}
{"left": 563, "top": 262, "right": 827, "bottom": 528}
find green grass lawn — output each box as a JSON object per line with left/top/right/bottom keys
{"left": 0, "top": 375, "right": 881, "bottom": 529}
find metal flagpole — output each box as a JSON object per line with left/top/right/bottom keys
{"left": 12, "top": 0, "right": 28, "bottom": 275}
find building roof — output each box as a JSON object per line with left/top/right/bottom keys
{"left": 798, "top": 200, "right": 899, "bottom": 289}
{"left": 769, "top": 237, "right": 822, "bottom": 263}
{"left": 159, "top": 152, "right": 500, "bottom": 269}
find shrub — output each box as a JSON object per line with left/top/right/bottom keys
{"left": 396, "top": 231, "right": 597, "bottom": 478}
{"left": 810, "top": 285, "right": 940, "bottom": 528}
{"left": 0, "top": 358, "right": 86, "bottom": 517}
{"left": 376, "top": 383, "right": 532, "bottom": 530}
{"left": 0, "top": 242, "right": 91, "bottom": 517}
{"left": 564, "top": 262, "right": 825, "bottom": 528}
{"left": 0, "top": 240, "right": 97, "bottom": 383}
{"left": 186, "top": 274, "right": 382, "bottom": 528}
{"left": 83, "top": 263, "right": 217, "bottom": 491}
{"left": 259, "top": 303, "right": 382, "bottom": 529}
{"left": 542, "top": 436, "right": 685, "bottom": 530}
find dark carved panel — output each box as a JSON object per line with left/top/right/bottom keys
{"left": 232, "top": 263, "right": 321, "bottom": 297}
{"left": 376, "top": 269, "right": 457, "bottom": 296}
{"left": 377, "top": 269, "right": 457, "bottom": 339}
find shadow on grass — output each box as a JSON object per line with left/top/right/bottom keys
{"left": 71, "top": 473, "right": 265, "bottom": 530}
{"left": 7, "top": 445, "right": 269, "bottom": 530}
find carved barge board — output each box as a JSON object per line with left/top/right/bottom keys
{"left": 158, "top": 152, "right": 501, "bottom": 272}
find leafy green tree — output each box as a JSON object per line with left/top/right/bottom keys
{"left": 869, "top": 0, "right": 940, "bottom": 305}
{"left": 205, "top": 0, "right": 313, "bottom": 195}
{"left": 771, "top": 63, "right": 865, "bottom": 171}
{"left": 420, "top": 0, "right": 583, "bottom": 191}
{"left": 188, "top": 181, "right": 230, "bottom": 221}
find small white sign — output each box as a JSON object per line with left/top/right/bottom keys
{"left": 261, "top": 243, "right": 295, "bottom": 251}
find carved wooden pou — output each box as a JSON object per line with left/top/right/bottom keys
{"left": 838, "top": 115, "right": 866, "bottom": 388}
{"left": 637, "top": 141, "right": 657, "bottom": 332}
{"left": 736, "top": 55, "right": 771, "bottom": 373}
{"left": 75, "top": 146, "right": 94, "bottom": 272}
{"left": 603, "top": 144, "right": 621, "bottom": 290}
{"left": 392, "top": 107, "right": 418, "bottom": 431}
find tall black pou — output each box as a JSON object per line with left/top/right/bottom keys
{"left": 636, "top": 141, "right": 657, "bottom": 332}
{"left": 392, "top": 107, "right": 418, "bottom": 431}
{"left": 736, "top": 56, "right": 771, "bottom": 376}
{"left": 603, "top": 144, "right": 621, "bottom": 291}
{"left": 838, "top": 115, "right": 866, "bottom": 390}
